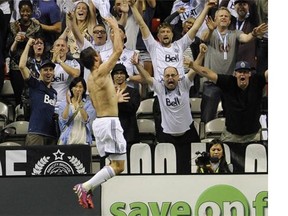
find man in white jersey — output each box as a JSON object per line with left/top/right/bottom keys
{"left": 130, "top": 0, "right": 216, "bottom": 81}
{"left": 71, "top": 16, "right": 126, "bottom": 209}
{"left": 131, "top": 44, "right": 207, "bottom": 173}
{"left": 51, "top": 38, "right": 80, "bottom": 111}
{"left": 130, "top": 0, "right": 217, "bottom": 140}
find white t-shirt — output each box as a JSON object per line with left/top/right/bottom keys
{"left": 82, "top": 38, "right": 113, "bottom": 60}
{"left": 152, "top": 74, "right": 194, "bottom": 134}
{"left": 144, "top": 33, "right": 194, "bottom": 81}
{"left": 125, "top": 14, "right": 139, "bottom": 50}
{"left": 52, "top": 59, "right": 80, "bottom": 109}
{"left": 0, "top": 1, "right": 11, "bottom": 14}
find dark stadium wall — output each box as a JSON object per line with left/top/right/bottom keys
{"left": 0, "top": 175, "right": 101, "bottom": 216}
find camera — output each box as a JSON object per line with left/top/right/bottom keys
{"left": 195, "top": 151, "right": 210, "bottom": 167}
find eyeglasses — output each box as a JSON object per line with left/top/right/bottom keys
{"left": 164, "top": 74, "right": 178, "bottom": 78}
{"left": 93, "top": 30, "right": 106, "bottom": 34}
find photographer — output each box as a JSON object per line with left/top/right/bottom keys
{"left": 196, "top": 139, "right": 232, "bottom": 173}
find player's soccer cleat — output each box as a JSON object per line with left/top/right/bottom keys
{"left": 73, "top": 184, "right": 94, "bottom": 209}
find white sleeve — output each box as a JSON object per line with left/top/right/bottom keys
{"left": 81, "top": 38, "right": 94, "bottom": 51}
{"left": 91, "top": 0, "right": 111, "bottom": 18}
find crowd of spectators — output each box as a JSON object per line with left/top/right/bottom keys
{"left": 0, "top": 0, "right": 268, "bottom": 173}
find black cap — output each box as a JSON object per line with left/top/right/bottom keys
{"left": 234, "top": 0, "right": 250, "bottom": 4}
{"left": 235, "top": 61, "right": 251, "bottom": 72}
{"left": 111, "top": 63, "right": 129, "bottom": 79}
{"left": 40, "top": 59, "right": 55, "bottom": 69}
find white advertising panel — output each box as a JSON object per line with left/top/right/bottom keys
{"left": 102, "top": 175, "right": 268, "bottom": 216}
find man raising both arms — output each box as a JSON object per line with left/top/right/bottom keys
{"left": 73, "top": 16, "right": 125, "bottom": 209}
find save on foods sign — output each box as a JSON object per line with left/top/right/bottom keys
{"left": 102, "top": 175, "right": 267, "bottom": 216}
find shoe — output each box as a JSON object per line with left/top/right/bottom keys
{"left": 73, "top": 184, "right": 94, "bottom": 209}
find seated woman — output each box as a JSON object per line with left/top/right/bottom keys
{"left": 196, "top": 138, "right": 233, "bottom": 173}
{"left": 58, "top": 77, "right": 96, "bottom": 145}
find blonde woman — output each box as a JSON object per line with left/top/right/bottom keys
{"left": 59, "top": 0, "right": 97, "bottom": 59}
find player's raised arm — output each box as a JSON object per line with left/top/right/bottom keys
{"left": 98, "top": 17, "right": 123, "bottom": 76}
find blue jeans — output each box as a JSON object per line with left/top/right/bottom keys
{"left": 201, "top": 82, "right": 223, "bottom": 123}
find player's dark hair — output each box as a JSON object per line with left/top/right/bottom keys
{"left": 80, "top": 47, "right": 97, "bottom": 70}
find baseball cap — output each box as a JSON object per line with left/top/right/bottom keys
{"left": 234, "top": 0, "right": 250, "bottom": 4}
{"left": 40, "top": 59, "right": 56, "bottom": 69}
{"left": 111, "top": 63, "right": 128, "bottom": 79}
{"left": 235, "top": 61, "right": 251, "bottom": 72}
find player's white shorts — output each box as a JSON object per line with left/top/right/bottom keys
{"left": 92, "top": 117, "right": 126, "bottom": 157}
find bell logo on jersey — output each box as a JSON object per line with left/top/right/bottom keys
{"left": 44, "top": 94, "right": 56, "bottom": 106}
{"left": 166, "top": 97, "right": 180, "bottom": 107}
{"left": 52, "top": 73, "right": 65, "bottom": 82}
{"left": 165, "top": 54, "right": 179, "bottom": 63}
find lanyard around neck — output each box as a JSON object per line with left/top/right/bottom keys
{"left": 236, "top": 19, "right": 245, "bottom": 31}
{"left": 217, "top": 29, "right": 229, "bottom": 60}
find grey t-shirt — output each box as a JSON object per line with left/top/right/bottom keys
{"left": 204, "top": 29, "right": 242, "bottom": 75}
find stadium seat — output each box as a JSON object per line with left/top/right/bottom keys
{"left": 0, "top": 80, "right": 14, "bottom": 97}
{"left": 137, "top": 119, "right": 156, "bottom": 145}
{"left": 3, "top": 121, "right": 29, "bottom": 134}
{"left": 216, "top": 101, "right": 224, "bottom": 117}
{"left": 136, "top": 98, "right": 155, "bottom": 119}
{"left": 201, "top": 117, "right": 226, "bottom": 142}
{"left": 1, "top": 121, "right": 29, "bottom": 145}
{"left": 0, "top": 141, "right": 22, "bottom": 147}
{"left": 0, "top": 80, "right": 15, "bottom": 107}
{"left": 14, "top": 104, "right": 25, "bottom": 121}
{"left": 0, "top": 102, "right": 9, "bottom": 129}
{"left": 190, "top": 97, "right": 202, "bottom": 120}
